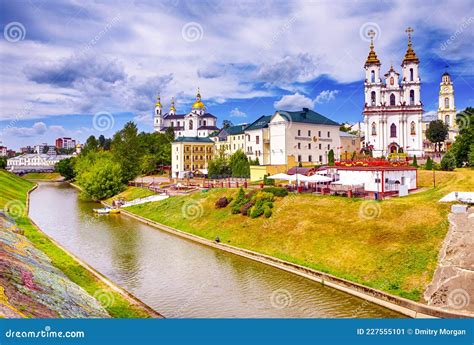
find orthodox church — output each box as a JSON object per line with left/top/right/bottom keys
{"left": 153, "top": 89, "right": 219, "bottom": 138}
{"left": 363, "top": 27, "right": 424, "bottom": 157}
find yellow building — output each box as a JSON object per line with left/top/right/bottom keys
{"left": 339, "top": 131, "right": 361, "bottom": 160}
{"left": 171, "top": 137, "right": 214, "bottom": 178}
{"left": 211, "top": 124, "right": 247, "bottom": 157}
{"left": 437, "top": 72, "right": 457, "bottom": 144}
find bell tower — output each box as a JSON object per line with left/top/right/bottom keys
{"left": 153, "top": 93, "right": 163, "bottom": 132}
{"left": 438, "top": 71, "right": 457, "bottom": 140}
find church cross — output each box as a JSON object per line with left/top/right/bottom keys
{"left": 405, "top": 27, "right": 414, "bottom": 40}
{"left": 367, "top": 29, "right": 376, "bottom": 41}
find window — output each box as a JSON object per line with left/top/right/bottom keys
{"left": 371, "top": 91, "right": 376, "bottom": 106}
{"left": 297, "top": 155, "right": 301, "bottom": 162}
{"left": 298, "top": 143, "right": 301, "bottom": 149}
{"left": 410, "top": 90, "right": 415, "bottom": 105}
{"left": 318, "top": 131, "right": 321, "bottom": 137}
{"left": 308, "top": 130, "right": 311, "bottom": 136}
{"left": 308, "top": 155, "right": 312, "bottom": 162}
{"left": 410, "top": 121, "right": 416, "bottom": 135}
{"left": 204, "top": 120, "right": 207, "bottom": 126}
{"left": 445, "top": 97, "right": 449, "bottom": 109}
{"left": 390, "top": 123, "right": 397, "bottom": 138}
{"left": 177, "top": 121, "right": 180, "bottom": 127}
{"left": 327, "top": 144, "right": 330, "bottom": 150}
{"left": 371, "top": 122, "right": 377, "bottom": 136}
{"left": 390, "top": 77, "right": 394, "bottom": 85}
{"left": 308, "top": 143, "right": 311, "bottom": 149}
{"left": 327, "top": 131, "right": 330, "bottom": 137}
{"left": 410, "top": 68, "right": 414, "bottom": 81}
{"left": 256, "top": 135, "right": 260, "bottom": 144}
{"left": 319, "top": 143, "right": 322, "bottom": 149}
{"left": 445, "top": 115, "right": 450, "bottom": 125}
{"left": 189, "top": 120, "right": 193, "bottom": 130}
{"left": 319, "top": 155, "right": 323, "bottom": 162}
{"left": 390, "top": 94, "right": 396, "bottom": 106}
{"left": 370, "top": 70, "right": 375, "bottom": 83}
{"left": 298, "top": 129, "right": 301, "bottom": 136}
{"left": 171, "top": 121, "right": 174, "bottom": 127}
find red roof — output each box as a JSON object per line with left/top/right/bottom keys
{"left": 336, "top": 166, "right": 417, "bottom": 171}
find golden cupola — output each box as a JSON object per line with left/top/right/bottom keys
{"left": 364, "top": 29, "right": 381, "bottom": 66}
{"left": 191, "top": 88, "right": 205, "bottom": 109}
{"left": 155, "top": 94, "right": 162, "bottom": 108}
{"left": 169, "top": 97, "right": 176, "bottom": 112}
{"left": 402, "top": 27, "right": 419, "bottom": 64}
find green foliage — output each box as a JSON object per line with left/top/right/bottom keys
{"left": 253, "top": 191, "right": 275, "bottom": 203}
{"left": 240, "top": 201, "right": 254, "bottom": 216}
{"left": 440, "top": 151, "right": 456, "bottom": 171}
{"left": 469, "top": 143, "right": 474, "bottom": 167}
{"left": 55, "top": 157, "right": 76, "bottom": 180}
{"left": 208, "top": 149, "right": 231, "bottom": 178}
{"left": 264, "top": 205, "right": 273, "bottom": 218}
{"left": 262, "top": 187, "right": 288, "bottom": 197}
{"left": 75, "top": 151, "right": 124, "bottom": 200}
{"left": 328, "top": 149, "right": 335, "bottom": 166}
{"left": 231, "top": 188, "right": 247, "bottom": 214}
{"left": 0, "top": 156, "right": 7, "bottom": 169}
{"left": 298, "top": 162, "right": 303, "bottom": 167}
{"left": 426, "top": 120, "right": 449, "bottom": 152}
{"left": 425, "top": 156, "right": 433, "bottom": 170}
{"left": 82, "top": 135, "right": 99, "bottom": 154}
{"left": 263, "top": 174, "right": 275, "bottom": 186}
{"left": 451, "top": 107, "right": 474, "bottom": 167}
{"left": 229, "top": 150, "right": 250, "bottom": 178}
{"left": 412, "top": 155, "right": 418, "bottom": 167}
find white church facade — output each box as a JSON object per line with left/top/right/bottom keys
{"left": 153, "top": 89, "right": 219, "bottom": 138}
{"left": 363, "top": 28, "right": 424, "bottom": 157}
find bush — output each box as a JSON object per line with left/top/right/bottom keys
{"left": 249, "top": 205, "right": 264, "bottom": 218}
{"left": 262, "top": 187, "right": 288, "bottom": 197}
{"left": 263, "top": 174, "right": 275, "bottom": 186}
{"left": 412, "top": 155, "right": 418, "bottom": 167}
{"left": 440, "top": 151, "right": 456, "bottom": 171}
{"left": 425, "top": 156, "right": 433, "bottom": 170}
{"left": 240, "top": 201, "right": 255, "bottom": 216}
{"left": 253, "top": 191, "right": 274, "bottom": 203}
{"left": 264, "top": 206, "right": 272, "bottom": 218}
{"left": 215, "top": 197, "right": 230, "bottom": 208}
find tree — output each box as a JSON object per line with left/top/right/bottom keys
{"left": 412, "top": 155, "right": 418, "bottom": 167}
{"left": 75, "top": 152, "right": 124, "bottom": 200}
{"left": 229, "top": 150, "right": 250, "bottom": 178}
{"left": 426, "top": 120, "right": 449, "bottom": 152}
{"left": 440, "top": 151, "right": 456, "bottom": 171}
{"left": 208, "top": 147, "right": 230, "bottom": 178}
{"left": 222, "top": 120, "right": 234, "bottom": 129}
{"left": 111, "top": 122, "right": 145, "bottom": 183}
{"left": 55, "top": 157, "right": 76, "bottom": 180}
{"left": 82, "top": 135, "right": 99, "bottom": 154}
{"left": 328, "top": 149, "right": 335, "bottom": 166}
{"left": 42, "top": 145, "right": 50, "bottom": 154}
{"left": 425, "top": 156, "right": 433, "bottom": 170}
{"left": 469, "top": 143, "right": 474, "bottom": 167}
{"left": 451, "top": 107, "right": 474, "bottom": 167}
{"left": 0, "top": 157, "right": 7, "bottom": 169}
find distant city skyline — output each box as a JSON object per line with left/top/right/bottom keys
{"left": 1, "top": 0, "right": 473, "bottom": 150}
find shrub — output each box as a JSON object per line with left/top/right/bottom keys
{"left": 264, "top": 206, "right": 272, "bottom": 218}
{"left": 240, "top": 201, "right": 255, "bottom": 216}
{"left": 412, "top": 155, "right": 418, "bottom": 167}
{"left": 249, "top": 204, "right": 264, "bottom": 218}
{"left": 262, "top": 187, "right": 288, "bottom": 197}
{"left": 244, "top": 191, "right": 256, "bottom": 199}
{"left": 215, "top": 197, "right": 229, "bottom": 208}
{"left": 253, "top": 191, "right": 274, "bottom": 203}
{"left": 440, "top": 151, "right": 456, "bottom": 171}
{"left": 425, "top": 156, "right": 433, "bottom": 170}
{"left": 263, "top": 174, "right": 275, "bottom": 186}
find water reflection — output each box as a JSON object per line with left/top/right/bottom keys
{"left": 29, "top": 183, "right": 403, "bottom": 318}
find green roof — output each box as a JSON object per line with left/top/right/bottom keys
{"left": 245, "top": 115, "right": 272, "bottom": 131}
{"left": 276, "top": 109, "right": 340, "bottom": 126}
{"left": 225, "top": 124, "right": 247, "bottom": 135}
{"left": 174, "top": 136, "right": 214, "bottom": 143}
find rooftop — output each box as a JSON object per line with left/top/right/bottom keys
{"left": 245, "top": 115, "right": 272, "bottom": 131}
{"left": 174, "top": 136, "right": 214, "bottom": 143}
{"left": 275, "top": 108, "right": 340, "bottom": 126}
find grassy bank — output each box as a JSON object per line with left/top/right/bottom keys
{"left": 105, "top": 186, "right": 155, "bottom": 204}
{"left": 0, "top": 170, "right": 154, "bottom": 318}
{"left": 125, "top": 168, "right": 473, "bottom": 302}
{"left": 23, "top": 172, "right": 63, "bottom": 181}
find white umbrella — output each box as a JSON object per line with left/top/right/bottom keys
{"left": 267, "top": 173, "right": 292, "bottom": 180}
{"left": 301, "top": 174, "right": 332, "bottom": 183}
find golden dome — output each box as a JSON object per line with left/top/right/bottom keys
{"left": 170, "top": 98, "right": 176, "bottom": 112}
{"left": 402, "top": 27, "right": 419, "bottom": 64}
{"left": 155, "top": 94, "right": 162, "bottom": 107}
{"left": 365, "top": 40, "right": 380, "bottom": 66}
{"left": 192, "top": 87, "right": 205, "bottom": 109}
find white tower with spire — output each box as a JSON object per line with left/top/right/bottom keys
{"left": 437, "top": 71, "right": 457, "bottom": 142}
{"left": 153, "top": 94, "right": 163, "bottom": 132}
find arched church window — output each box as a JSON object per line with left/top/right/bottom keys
{"left": 371, "top": 122, "right": 377, "bottom": 136}
{"left": 390, "top": 77, "right": 394, "bottom": 85}
{"left": 445, "top": 115, "right": 450, "bottom": 125}
{"left": 390, "top": 123, "right": 397, "bottom": 138}
{"left": 371, "top": 91, "right": 376, "bottom": 106}
{"left": 444, "top": 97, "right": 449, "bottom": 109}
{"left": 204, "top": 120, "right": 207, "bottom": 126}
{"left": 371, "top": 70, "right": 375, "bottom": 83}
{"left": 189, "top": 120, "right": 193, "bottom": 130}
{"left": 410, "top": 90, "right": 415, "bottom": 105}
{"left": 171, "top": 121, "right": 174, "bottom": 127}
{"left": 410, "top": 68, "right": 414, "bottom": 81}
{"left": 410, "top": 121, "right": 416, "bottom": 135}
{"left": 390, "top": 94, "right": 396, "bottom": 106}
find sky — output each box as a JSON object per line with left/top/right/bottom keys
{"left": 0, "top": 0, "right": 473, "bottom": 150}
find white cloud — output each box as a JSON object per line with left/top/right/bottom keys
{"left": 315, "top": 90, "right": 340, "bottom": 104}
{"left": 274, "top": 93, "right": 314, "bottom": 110}
{"left": 3, "top": 122, "right": 48, "bottom": 138}
{"left": 230, "top": 107, "right": 247, "bottom": 118}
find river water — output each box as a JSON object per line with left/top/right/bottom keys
{"left": 29, "top": 182, "right": 402, "bottom": 318}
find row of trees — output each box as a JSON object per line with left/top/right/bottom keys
{"left": 56, "top": 122, "right": 174, "bottom": 200}
{"left": 442, "top": 107, "right": 474, "bottom": 169}
{"left": 208, "top": 149, "right": 258, "bottom": 178}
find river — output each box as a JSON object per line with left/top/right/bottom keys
{"left": 29, "top": 182, "right": 402, "bottom": 318}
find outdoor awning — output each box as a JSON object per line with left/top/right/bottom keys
{"left": 300, "top": 175, "right": 332, "bottom": 183}
{"left": 267, "top": 173, "right": 292, "bottom": 180}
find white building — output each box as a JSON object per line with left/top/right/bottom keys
{"left": 34, "top": 143, "right": 56, "bottom": 155}
{"left": 245, "top": 115, "right": 272, "bottom": 165}
{"left": 0, "top": 146, "right": 7, "bottom": 157}
{"left": 268, "top": 108, "right": 341, "bottom": 165}
{"left": 7, "top": 153, "right": 71, "bottom": 172}
{"left": 437, "top": 72, "right": 457, "bottom": 142}
{"left": 363, "top": 28, "right": 423, "bottom": 157}
{"left": 153, "top": 89, "right": 219, "bottom": 138}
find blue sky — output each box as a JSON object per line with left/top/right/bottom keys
{"left": 1, "top": 0, "right": 473, "bottom": 150}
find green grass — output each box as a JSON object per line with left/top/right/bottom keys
{"left": 125, "top": 168, "right": 474, "bottom": 302}
{"left": 105, "top": 186, "right": 156, "bottom": 204}
{"left": 0, "top": 170, "right": 153, "bottom": 318}
{"left": 23, "top": 172, "right": 63, "bottom": 181}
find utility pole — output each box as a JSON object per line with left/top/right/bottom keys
{"left": 433, "top": 168, "right": 436, "bottom": 188}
